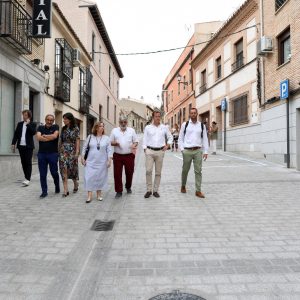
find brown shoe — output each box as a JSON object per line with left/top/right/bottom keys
{"left": 181, "top": 186, "right": 186, "bottom": 193}
{"left": 144, "top": 191, "right": 152, "bottom": 198}
{"left": 195, "top": 191, "right": 205, "bottom": 198}
{"left": 153, "top": 192, "right": 160, "bottom": 198}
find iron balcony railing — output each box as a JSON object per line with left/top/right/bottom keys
{"left": 0, "top": 0, "right": 32, "bottom": 54}
{"left": 199, "top": 83, "right": 207, "bottom": 95}
{"left": 79, "top": 93, "right": 90, "bottom": 114}
{"left": 232, "top": 56, "right": 244, "bottom": 72}
{"left": 54, "top": 71, "right": 70, "bottom": 102}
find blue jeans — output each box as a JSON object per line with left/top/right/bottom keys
{"left": 38, "top": 152, "right": 60, "bottom": 194}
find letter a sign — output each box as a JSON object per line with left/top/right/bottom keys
{"left": 32, "top": 0, "right": 52, "bottom": 38}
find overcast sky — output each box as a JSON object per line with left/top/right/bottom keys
{"left": 96, "top": 0, "right": 246, "bottom": 107}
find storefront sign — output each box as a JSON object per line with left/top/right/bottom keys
{"left": 32, "top": 0, "right": 52, "bottom": 38}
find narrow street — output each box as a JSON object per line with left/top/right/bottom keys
{"left": 1, "top": 140, "right": 300, "bottom": 300}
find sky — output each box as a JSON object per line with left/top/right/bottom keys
{"left": 96, "top": 0, "right": 246, "bottom": 107}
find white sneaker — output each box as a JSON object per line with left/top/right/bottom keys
{"left": 97, "top": 196, "right": 103, "bottom": 201}
{"left": 22, "top": 180, "right": 30, "bottom": 186}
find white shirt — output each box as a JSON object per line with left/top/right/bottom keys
{"left": 20, "top": 122, "right": 27, "bottom": 146}
{"left": 110, "top": 127, "right": 138, "bottom": 154}
{"left": 178, "top": 120, "right": 209, "bottom": 154}
{"left": 143, "top": 123, "right": 173, "bottom": 149}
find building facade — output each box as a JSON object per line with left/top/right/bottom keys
{"left": 54, "top": 0, "right": 124, "bottom": 134}
{"left": 163, "top": 22, "right": 223, "bottom": 130}
{"left": 259, "top": 0, "right": 300, "bottom": 169}
{"left": 192, "top": 0, "right": 260, "bottom": 154}
{"left": 119, "top": 97, "right": 154, "bottom": 132}
{"left": 0, "top": 0, "right": 45, "bottom": 180}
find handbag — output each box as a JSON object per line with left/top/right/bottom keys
{"left": 84, "top": 135, "right": 92, "bottom": 160}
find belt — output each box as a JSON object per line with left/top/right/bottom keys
{"left": 184, "top": 147, "right": 201, "bottom": 150}
{"left": 147, "top": 146, "right": 164, "bottom": 151}
{"left": 114, "top": 152, "right": 132, "bottom": 156}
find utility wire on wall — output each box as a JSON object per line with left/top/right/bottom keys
{"left": 92, "top": 24, "right": 259, "bottom": 56}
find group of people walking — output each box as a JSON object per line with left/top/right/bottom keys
{"left": 12, "top": 107, "right": 217, "bottom": 201}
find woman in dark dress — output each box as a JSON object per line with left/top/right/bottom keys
{"left": 59, "top": 113, "right": 80, "bottom": 197}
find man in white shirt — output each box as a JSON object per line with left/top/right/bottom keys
{"left": 178, "top": 108, "right": 209, "bottom": 198}
{"left": 110, "top": 115, "right": 138, "bottom": 198}
{"left": 143, "top": 110, "right": 173, "bottom": 198}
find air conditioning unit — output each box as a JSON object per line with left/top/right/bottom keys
{"left": 257, "top": 36, "right": 273, "bottom": 55}
{"left": 73, "top": 49, "right": 81, "bottom": 66}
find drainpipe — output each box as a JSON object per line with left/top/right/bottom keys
{"left": 260, "top": 0, "right": 265, "bottom": 105}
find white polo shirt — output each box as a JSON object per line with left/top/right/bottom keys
{"left": 110, "top": 127, "right": 138, "bottom": 154}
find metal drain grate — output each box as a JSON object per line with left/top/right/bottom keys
{"left": 149, "top": 290, "right": 206, "bottom": 300}
{"left": 90, "top": 220, "right": 115, "bottom": 231}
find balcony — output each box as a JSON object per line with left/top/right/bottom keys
{"left": 199, "top": 83, "right": 207, "bottom": 95}
{"left": 232, "top": 57, "right": 244, "bottom": 72}
{"left": 0, "top": 0, "right": 32, "bottom": 54}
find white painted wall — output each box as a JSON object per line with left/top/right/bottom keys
{"left": 229, "top": 62, "right": 256, "bottom": 92}
{"left": 246, "top": 18, "right": 256, "bottom": 42}
{"left": 247, "top": 41, "right": 257, "bottom": 63}
{"left": 212, "top": 81, "right": 226, "bottom": 100}
{"left": 196, "top": 91, "right": 210, "bottom": 107}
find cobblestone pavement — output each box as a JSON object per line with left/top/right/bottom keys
{"left": 1, "top": 144, "right": 300, "bottom": 300}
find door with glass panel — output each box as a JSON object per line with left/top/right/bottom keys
{"left": 0, "top": 74, "right": 15, "bottom": 154}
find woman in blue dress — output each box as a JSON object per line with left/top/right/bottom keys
{"left": 81, "top": 122, "right": 112, "bottom": 203}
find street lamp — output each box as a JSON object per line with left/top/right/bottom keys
{"left": 177, "top": 74, "right": 188, "bottom": 86}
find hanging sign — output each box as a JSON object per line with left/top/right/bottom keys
{"left": 32, "top": 0, "right": 52, "bottom": 38}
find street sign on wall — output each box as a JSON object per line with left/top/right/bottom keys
{"left": 32, "top": 0, "right": 52, "bottom": 38}
{"left": 221, "top": 98, "right": 227, "bottom": 111}
{"left": 280, "top": 79, "right": 289, "bottom": 100}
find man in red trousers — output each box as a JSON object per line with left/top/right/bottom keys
{"left": 110, "top": 115, "right": 138, "bottom": 198}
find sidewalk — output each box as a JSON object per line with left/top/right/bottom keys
{"left": 0, "top": 147, "right": 300, "bottom": 299}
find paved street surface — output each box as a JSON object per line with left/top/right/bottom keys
{"left": 1, "top": 142, "right": 300, "bottom": 300}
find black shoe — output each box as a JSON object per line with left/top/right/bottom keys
{"left": 144, "top": 191, "right": 152, "bottom": 198}
{"left": 55, "top": 187, "right": 60, "bottom": 194}
{"left": 62, "top": 192, "right": 69, "bottom": 198}
{"left": 153, "top": 192, "right": 160, "bottom": 198}
{"left": 40, "top": 193, "right": 48, "bottom": 199}
{"left": 126, "top": 188, "right": 132, "bottom": 194}
{"left": 115, "top": 192, "right": 122, "bottom": 199}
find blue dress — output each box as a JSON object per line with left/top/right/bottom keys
{"left": 82, "top": 135, "right": 112, "bottom": 191}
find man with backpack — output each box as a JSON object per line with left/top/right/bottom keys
{"left": 178, "top": 108, "right": 209, "bottom": 198}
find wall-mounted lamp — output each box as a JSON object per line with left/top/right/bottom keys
{"left": 44, "top": 65, "right": 50, "bottom": 72}
{"left": 177, "top": 74, "right": 188, "bottom": 86}
{"left": 31, "top": 58, "right": 41, "bottom": 65}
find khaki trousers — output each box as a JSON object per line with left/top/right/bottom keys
{"left": 181, "top": 149, "right": 203, "bottom": 192}
{"left": 145, "top": 149, "right": 165, "bottom": 192}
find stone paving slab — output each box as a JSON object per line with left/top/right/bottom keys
{"left": 0, "top": 145, "right": 300, "bottom": 299}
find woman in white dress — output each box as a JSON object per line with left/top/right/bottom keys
{"left": 81, "top": 122, "right": 112, "bottom": 203}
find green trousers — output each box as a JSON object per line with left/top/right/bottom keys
{"left": 181, "top": 149, "right": 203, "bottom": 192}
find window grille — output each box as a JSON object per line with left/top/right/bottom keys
{"left": 275, "top": 0, "right": 287, "bottom": 11}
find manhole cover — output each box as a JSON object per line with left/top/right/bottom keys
{"left": 90, "top": 220, "right": 115, "bottom": 231}
{"left": 149, "top": 290, "right": 206, "bottom": 300}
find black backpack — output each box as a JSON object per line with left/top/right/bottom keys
{"left": 183, "top": 121, "right": 205, "bottom": 138}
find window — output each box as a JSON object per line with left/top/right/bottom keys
{"left": 232, "top": 94, "right": 248, "bottom": 125}
{"left": 232, "top": 39, "right": 244, "bottom": 71}
{"left": 109, "top": 65, "right": 111, "bottom": 87}
{"left": 216, "top": 56, "right": 222, "bottom": 80}
{"left": 54, "top": 39, "right": 73, "bottom": 102}
{"left": 189, "top": 69, "right": 192, "bottom": 84}
{"left": 178, "top": 81, "right": 180, "bottom": 95}
{"left": 183, "top": 75, "right": 186, "bottom": 90}
{"left": 114, "top": 105, "right": 117, "bottom": 124}
{"left": 98, "top": 45, "right": 101, "bottom": 73}
{"left": 92, "top": 33, "right": 95, "bottom": 61}
{"left": 107, "top": 96, "right": 109, "bottom": 119}
{"left": 79, "top": 67, "right": 92, "bottom": 114}
{"left": 99, "top": 104, "right": 102, "bottom": 121}
{"left": 132, "top": 120, "right": 135, "bottom": 127}
{"left": 171, "top": 90, "right": 173, "bottom": 101}
{"left": 200, "top": 69, "right": 206, "bottom": 94}
{"left": 117, "top": 80, "right": 119, "bottom": 99}
{"left": 171, "top": 117, "right": 173, "bottom": 128}
{"left": 278, "top": 27, "right": 291, "bottom": 65}
{"left": 275, "top": 0, "right": 287, "bottom": 11}
{"left": 183, "top": 107, "right": 186, "bottom": 122}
